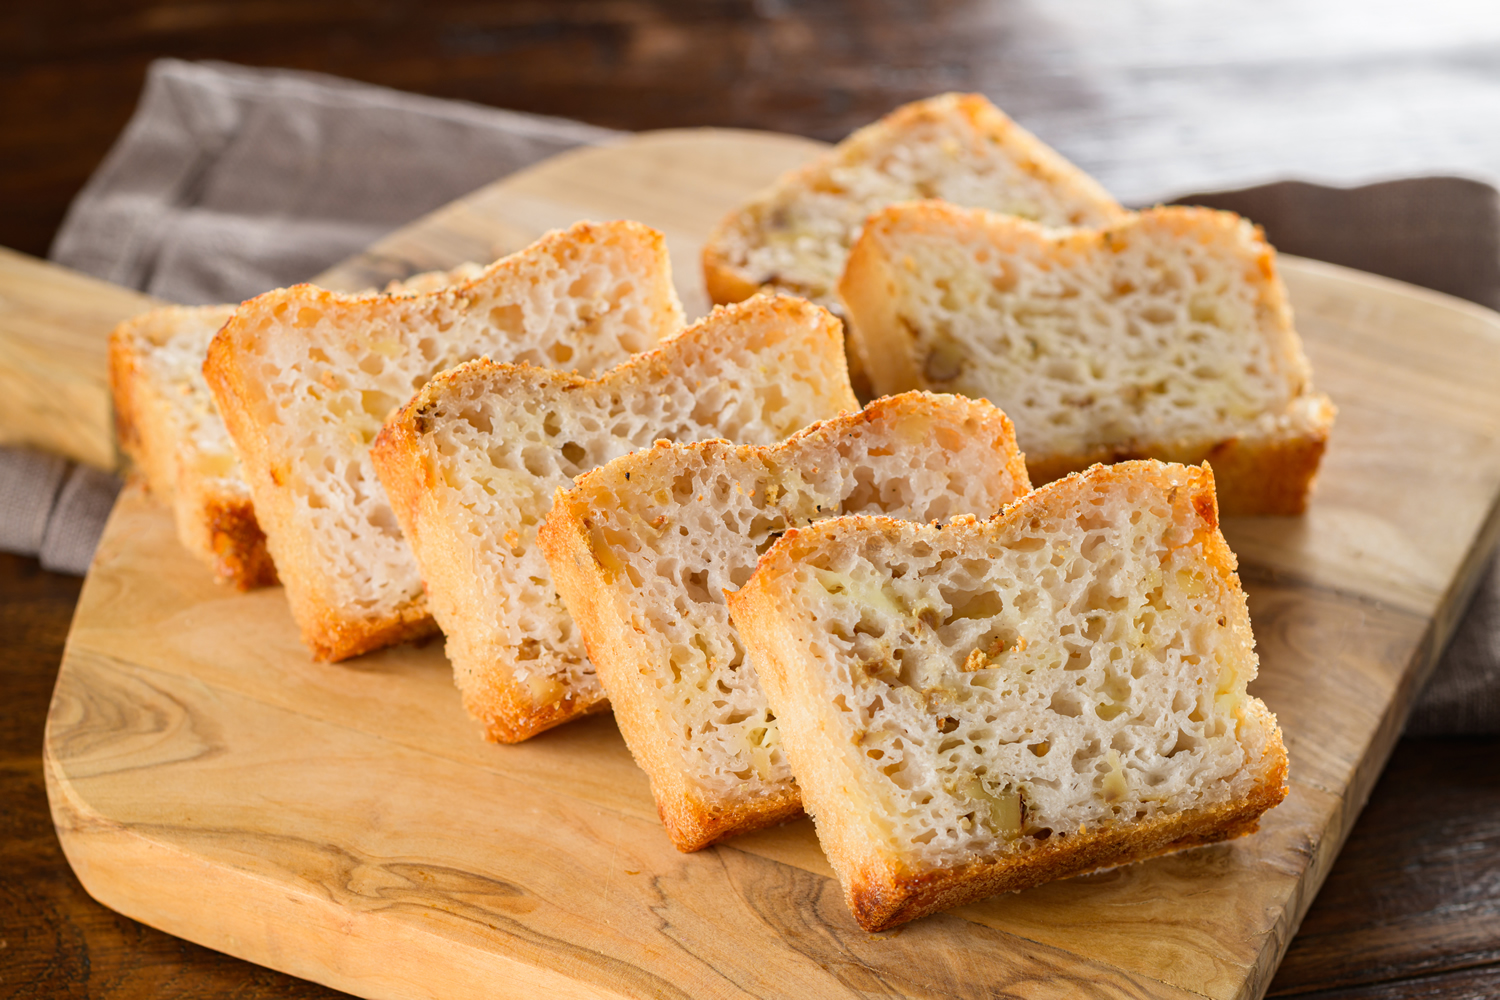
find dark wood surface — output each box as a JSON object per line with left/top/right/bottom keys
{"left": 6, "top": 2, "right": 1500, "bottom": 996}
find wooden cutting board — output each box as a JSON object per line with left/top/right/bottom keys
{"left": 43, "top": 129, "right": 1500, "bottom": 1000}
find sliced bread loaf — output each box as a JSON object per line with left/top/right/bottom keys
{"left": 728, "top": 460, "right": 1288, "bottom": 931}
{"left": 371, "top": 294, "right": 858, "bottom": 743}
{"left": 204, "top": 221, "right": 683, "bottom": 661}
{"left": 840, "top": 203, "right": 1336, "bottom": 514}
{"left": 108, "top": 266, "right": 486, "bottom": 591}
{"left": 539, "top": 391, "right": 1031, "bottom": 851}
{"left": 109, "top": 304, "right": 275, "bottom": 589}
{"left": 703, "top": 93, "right": 1125, "bottom": 309}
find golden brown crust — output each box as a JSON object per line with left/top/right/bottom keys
{"left": 109, "top": 312, "right": 176, "bottom": 498}
{"left": 849, "top": 725, "right": 1287, "bottom": 931}
{"left": 201, "top": 496, "right": 279, "bottom": 590}
{"left": 1021, "top": 397, "right": 1336, "bottom": 516}
{"left": 701, "top": 246, "right": 765, "bottom": 307}
{"left": 730, "top": 460, "right": 1288, "bottom": 931}
{"left": 108, "top": 316, "right": 147, "bottom": 474}
{"left": 1203, "top": 406, "right": 1336, "bottom": 516}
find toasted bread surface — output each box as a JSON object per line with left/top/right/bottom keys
{"left": 728, "top": 460, "right": 1288, "bottom": 931}
{"left": 539, "top": 391, "right": 1031, "bottom": 850}
{"left": 840, "top": 203, "right": 1335, "bottom": 514}
{"left": 204, "top": 220, "right": 683, "bottom": 660}
{"left": 372, "top": 295, "right": 858, "bottom": 742}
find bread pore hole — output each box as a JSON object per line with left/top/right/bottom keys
{"left": 360, "top": 389, "right": 398, "bottom": 421}
{"left": 1168, "top": 728, "right": 1200, "bottom": 758}
{"left": 1049, "top": 691, "right": 1082, "bottom": 718}
{"left": 521, "top": 446, "right": 549, "bottom": 478}
{"left": 460, "top": 406, "right": 493, "bottom": 435}
{"left": 945, "top": 589, "right": 1003, "bottom": 623}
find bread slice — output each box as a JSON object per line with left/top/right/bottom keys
{"left": 703, "top": 93, "right": 1125, "bottom": 310}
{"left": 108, "top": 304, "right": 276, "bottom": 589}
{"left": 728, "top": 460, "right": 1288, "bottom": 932}
{"left": 371, "top": 294, "right": 858, "bottom": 743}
{"left": 840, "top": 203, "right": 1336, "bottom": 514}
{"left": 108, "top": 266, "right": 487, "bottom": 591}
{"left": 702, "top": 93, "right": 1126, "bottom": 394}
{"left": 204, "top": 221, "right": 683, "bottom": 661}
{"left": 539, "top": 391, "right": 1031, "bottom": 851}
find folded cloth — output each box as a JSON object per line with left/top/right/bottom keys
{"left": 11, "top": 58, "right": 1497, "bottom": 732}
{"left": 51, "top": 58, "right": 622, "bottom": 305}
{"left": 0, "top": 448, "right": 121, "bottom": 575}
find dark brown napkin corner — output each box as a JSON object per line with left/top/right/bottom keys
{"left": 6, "top": 60, "right": 1496, "bottom": 733}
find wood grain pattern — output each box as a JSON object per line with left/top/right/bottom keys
{"left": 0, "top": 246, "right": 157, "bottom": 470}
{"left": 43, "top": 131, "right": 1500, "bottom": 1000}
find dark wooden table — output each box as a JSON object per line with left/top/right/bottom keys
{"left": 6, "top": 3, "right": 1500, "bottom": 997}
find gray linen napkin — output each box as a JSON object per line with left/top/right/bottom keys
{"left": 5, "top": 58, "right": 1495, "bottom": 732}
{"left": 51, "top": 58, "right": 622, "bottom": 305}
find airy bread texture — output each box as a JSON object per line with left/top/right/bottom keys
{"left": 840, "top": 202, "right": 1336, "bottom": 515}
{"left": 728, "top": 461, "right": 1288, "bottom": 932}
{"left": 702, "top": 93, "right": 1126, "bottom": 314}
{"left": 109, "top": 304, "right": 276, "bottom": 589}
{"left": 372, "top": 295, "right": 858, "bottom": 743}
{"left": 108, "top": 267, "right": 486, "bottom": 591}
{"left": 540, "top": 392, "right": 1032, "bottom": 851}
{"left": 205, "top": 221, "right": 683, "bottom": 661}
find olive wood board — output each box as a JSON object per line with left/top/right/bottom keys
{"left": 44, "top": 129, "right": 1500, "bottom": 1000}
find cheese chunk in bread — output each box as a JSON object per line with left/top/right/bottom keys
{"left": 728, "top": 460, "right": 1288, "bottom": 931}
{"left": 372, "top": 295, "right": 858, "bottom": 743}
{"left": 540, "top": 392, "right": 1031, "bottom": 851}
